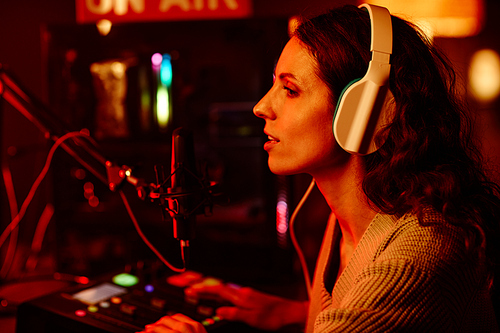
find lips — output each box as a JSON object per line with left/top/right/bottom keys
{"left": 264, "top": 133, "right": 280, "bottom": 151}
{"left": 267, "top": 135, "right": 280, "bottom": 143}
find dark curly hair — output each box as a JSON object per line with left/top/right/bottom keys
{"left": 294, "top": 5, "right": 500, "bottom": 287}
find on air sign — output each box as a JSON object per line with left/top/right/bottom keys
{"left": 76, "top": 0, "right": 253, "bottom": 23}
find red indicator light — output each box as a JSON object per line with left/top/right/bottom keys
{"left": 75, "top": 309, "right": 86, "bottom": 317}
{"left": 76, "top": 276, "right": 90, "bottom": 284}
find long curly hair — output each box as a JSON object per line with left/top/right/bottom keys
{"left": 294, "top": 5, "right": 500, "bottom": 287}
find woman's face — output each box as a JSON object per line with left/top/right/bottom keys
{"left": 254, "top": 37, "right": 346, "bottom": 176}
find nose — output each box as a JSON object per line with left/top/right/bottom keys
{"left": 253, "top": 89, "right": 275, "bottom": 120}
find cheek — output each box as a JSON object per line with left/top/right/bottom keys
{"left": 287, "top": 101, "right": 334, "bottom": 134}
{"left": 281, "top": 104, "right": 335, "bottom": 152}
{"left": 304, "top": 110, "right": 335, "bottom": 145}
{"left": 303, "top": 132, "right": 336, "bottom": 162}
{"left": 301, "top": 115, "right": 346, "bottom": 163}
{"left": 295, "top": 126, "right": 338, "bottom": 165}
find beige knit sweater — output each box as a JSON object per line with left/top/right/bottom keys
{"left": 306, "top": 210, "right": 498, "bottom": 332}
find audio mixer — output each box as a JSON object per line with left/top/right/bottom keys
{"left": 16, "top": 268, "right": 256, "bottom": 333}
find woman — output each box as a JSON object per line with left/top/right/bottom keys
{"left": 141, "top": 4, "right": 500, "bottom": 332}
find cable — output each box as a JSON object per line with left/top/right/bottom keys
{"left": 118, "top": 190, "right": 186, "bottom": 273}
{"left": 25, "top": 203, "right": 54, "bottom": 272}
{"left": 289, "top": 178, "right": 316, "bottom": 299}
{"left": 0, "top": 131, "right": 86, "bottom": 250}
{"left": 0, "top": 127, "right": 186, "bottom": 275}
{"left": 0, "top": 164, "right": 19, "bottom": 278}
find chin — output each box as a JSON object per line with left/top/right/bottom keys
{"left": 268, "top": 161, "right": 299, "bottom": 176}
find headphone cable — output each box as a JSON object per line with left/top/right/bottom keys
{"left": 289, "top": 178, "right": 316, "bottom": 299}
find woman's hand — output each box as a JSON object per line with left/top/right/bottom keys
{"left": 137, "top": 313, "right": 207, "bottom": 333}
{"left": 185, "top": 283, "right": 309, "bottom": 331}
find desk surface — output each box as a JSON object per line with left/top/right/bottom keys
{"left": 0, "top": 279, "right": 71, "bottom": 333}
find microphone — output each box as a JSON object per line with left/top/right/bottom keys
{"left": 168, "top": 128, "right": 199, "bottom": 244}
{"left": 152, "top": 127, "right": 226, "bottom": 267}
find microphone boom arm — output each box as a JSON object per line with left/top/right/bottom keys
{"left": 0, "top": 64, "right": 109, "bottom": 185}
{"left": 0, "top": 64, "right": 219, "bottom": 211}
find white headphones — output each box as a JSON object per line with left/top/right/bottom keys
{"left": 333, "top": 3, "right": 393, "bottom": 155}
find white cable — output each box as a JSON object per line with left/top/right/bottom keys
{"left": 289, "top": 178, "right": 316, "bottom": 299}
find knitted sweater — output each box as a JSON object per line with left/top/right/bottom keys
{"left": 305, "top": 210, "right": 498, "bottom": 332}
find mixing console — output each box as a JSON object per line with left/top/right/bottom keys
{"left": 16, "top": 269, "right": 253, "bottom": 333}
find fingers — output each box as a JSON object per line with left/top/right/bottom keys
{"left": 138, "top": 314, "right": 207, "bottom": 333}
{"left": 215, "top": 305, "right": 239, "bottom": 321}
{"left": 156, "top": 314, "right": 203, "bottom": 333}
{"left": 215, "top": 305, "right": 260, "bottom": 324}
{"left": 171, "top": 313, "right": 199, "bottom": 323}
{"left": 185, "top": 283, "right": 248, "bottom": 306}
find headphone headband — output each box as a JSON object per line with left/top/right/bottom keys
{"left": 359, "top": 3, "right": 392, "bottom": 55}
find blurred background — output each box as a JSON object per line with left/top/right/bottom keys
{"left": 1, "top": 0, "right": 500, "bottom": 329}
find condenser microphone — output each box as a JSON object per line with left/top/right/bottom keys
{"left": 169, "top": 127, "right": 198, "bottom": 243}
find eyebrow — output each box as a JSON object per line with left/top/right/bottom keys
{"left": 278, "top": 73, "right": 298, "bottom": 81}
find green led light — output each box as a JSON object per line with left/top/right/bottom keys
{"left": 156, "top": 86, "right": 170, "bottom": 129}
{"left": 112, "top": 273, "right": 139, "bottom": 287}
{"left": 87, "top": 305, "right": 98, "bottom": 313}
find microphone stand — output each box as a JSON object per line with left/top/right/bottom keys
{"left": 0, "top": 64, "right": 220, "bottom": 268}
{"left": 0, "top": 63, "right": 158, "bottom": 197}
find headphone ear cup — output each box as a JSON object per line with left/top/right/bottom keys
{"left": 333, "top": 77, "right": 362, "bottom": 120}
{"left": 333, "top": 75, "right": 393, "bottom": 155}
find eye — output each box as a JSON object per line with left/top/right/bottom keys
{"left": 283, "top": 85, "right": 298, "bottom": 97}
